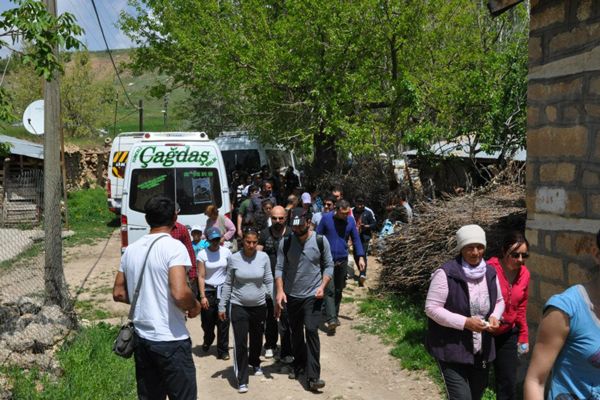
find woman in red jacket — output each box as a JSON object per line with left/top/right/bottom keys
{"left": 486, "top": 231, "right": 530, "bottom": 400}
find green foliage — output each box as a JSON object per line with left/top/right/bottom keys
{"left": 7, "top": 323, "right": 137, "bottom": 399}
{"left": 120, "top": 0, "right": 528, "bottom": 170}
{"left": 61, "top": 50, "right": 116, "bottom": 138}
{"left": 66, "top": 188, "right": 117, "bottom": 245}
{"left": 0, "top": 0, "right": 83, "bottom": 122}
{"left": 0, "top": 141, "right": 12, "bottom": 157}
{"left": 74, "top": 300, "right": 112, "bottom": 321}
{"left": 0, "top": 0, "right": 83, "bottom": 80}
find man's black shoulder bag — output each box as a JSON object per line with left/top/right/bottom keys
{"left": 113, "top": 234, "right": 168, "bottom": 358}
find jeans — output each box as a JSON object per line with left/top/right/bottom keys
{"left": 287, "top": 295, "right": 323, "bottom": 381}
{"left": 200, "top": 290, "right": 230, "bottom": 357}
{"left": 324, "top": 259, "right": 347, "bottom": 322}
{"left": 134, "top": 335, "right": 197, "bottom": 400}
{"left": 493, "top": 328, "right": 518, "bottom": 400}
{"left": 231, "top": 304, "right": 267, "bottom": 385}
{"left": 438, "top": 359, "right": 489, "bottom": 400}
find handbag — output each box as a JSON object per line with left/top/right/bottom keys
{"left": 113, "top": 234, "right": 168, "bottom": 358}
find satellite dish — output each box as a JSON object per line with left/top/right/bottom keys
{"left": 22, "top": 100, "right": 44, "bottom": 135}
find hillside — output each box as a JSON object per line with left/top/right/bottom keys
{"left": 0, "top": 49, "right": 190, "bottom": 149}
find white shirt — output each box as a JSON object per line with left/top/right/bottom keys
{"left": 119, "top": 233, "right": 192, "bottom": 342}
{"left": 197, "top": 246, "right": 232, "bottom": 287}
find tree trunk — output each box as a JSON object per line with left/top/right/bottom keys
{"left": 313, "top": 126, "right": 338, "bottom": 173}
{"left": 44, "top": 0, "right": 73, "bottom": 315}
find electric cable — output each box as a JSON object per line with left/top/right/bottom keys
{"left": 89, "top": 0, "right": 137, "bottom": 109}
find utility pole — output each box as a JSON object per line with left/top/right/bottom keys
{"left": 44, "top": 0, "right": 72, "bottom": 313}
{"left": 139, "top": 99, "right": 144, "bottom": 131}
{"left": 163, "top": 94, "right": 169, "bottom": 128}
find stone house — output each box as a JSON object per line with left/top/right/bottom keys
{"left": 491, "top": 0, "right": 600, "bottom": 334}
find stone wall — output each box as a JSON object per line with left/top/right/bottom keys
{"left": 526, "top": 0, "right": 600, "bottom": 332}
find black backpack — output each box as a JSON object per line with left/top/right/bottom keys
{"left": 283, "top": 234, "right": 326, "bottom": 272}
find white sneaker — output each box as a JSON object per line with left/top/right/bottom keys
{"left": 238, "top": 384, "right": 248, "bottom": 393}
{"left": 253, "top": 366, "right": 263, "bottom": 376}
{"left": 265, "top": 348, "right": 274, "bottom": 358}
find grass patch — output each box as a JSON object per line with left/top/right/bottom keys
{"left": 7, "top": 323, "right": 136, "bottom": 399}
{"left": 65, "top": 188, "right": 118, "bottom": 245}
{"left": 341, "top": 296, "right": 355, "bottom": 304}
{"left": 75, "top": 300, "right": 112, "bottom": 321}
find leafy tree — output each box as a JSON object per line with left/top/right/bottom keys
{"left": 120, "top": 0, "right": 527, "bottom": 171}
{"left": 61, "top": 50, "right": 115, "bottom": 138}
{"left": 0, "top": 0, "right": 83, "bottom": 120}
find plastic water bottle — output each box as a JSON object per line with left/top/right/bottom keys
{"left": 518, "top": 343, "right": 528, "bottom": 358}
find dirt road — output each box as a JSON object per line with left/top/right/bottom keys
{"left": 64, "top": 230, "right": 440, "bottom": 399}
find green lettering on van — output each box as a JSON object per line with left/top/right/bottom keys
{"left": 138, "top": 174, "right": 167, "bottom": 190}
{"left": 135, "top": 145, "right": 218, "bottom": 168}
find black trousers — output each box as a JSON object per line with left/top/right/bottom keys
{"left": 200, "top": 290, "right": 230, "bottom": 357}
{"left": 324, "top": 259, "right": 347, "bottom": 322}
{"left": 264, "top": 297, "right": 278, "bottom": 350}
{"left": 438, "top": 359, "right": 489, "bottom": 400}
{"left": 287, "top": 295, "right": 323, "bottom": 381}
{"left": 231, "top": 303, "right": 267, "bottom": 386}
{"left": 134, "top": 335, "right": 197, "bottom": 400}
{"left": 494, "top": 329, "right": 518, "bottom": 400}
{"left": 278, "top": 303, "right": 293, "bottom": 358}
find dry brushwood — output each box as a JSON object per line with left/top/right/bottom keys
{"left": 377, "top": 183, "right": 526, "bottom": 299}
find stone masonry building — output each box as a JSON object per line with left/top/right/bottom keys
{"left": 526, "top": 0, "right": 600, "bottom": 333}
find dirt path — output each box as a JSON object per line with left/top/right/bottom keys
{"left": 63, "top": 230, "right": 440, "bottom": 399}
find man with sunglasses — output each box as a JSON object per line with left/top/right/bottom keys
{"left": 257, "top": 206, "right": 292, "bottom": 361}
{"left": 311, "top": 195, "right": 336, "bottom": 229}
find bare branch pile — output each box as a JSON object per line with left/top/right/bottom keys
{"left": 377, "top": 183, "right": 526, "bottom": 299}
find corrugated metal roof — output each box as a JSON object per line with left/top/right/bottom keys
{"left": 404, "top": 137, "right": 526, "bottom": 162}
{"left": 0, "top": 134, "right": 44, "bottom": 159}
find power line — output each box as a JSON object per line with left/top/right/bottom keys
{"left": 0, "top": 53, "right": 11, "bottom": 87}
{"left": 89, "top": 0, "right": 137, "bottom": 109}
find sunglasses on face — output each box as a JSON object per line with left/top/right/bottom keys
{"left": 510, "top": 252, "right": 529, "bottom": 259}
{"left": 272, "top": 216, "right": 285, "bottom": 221}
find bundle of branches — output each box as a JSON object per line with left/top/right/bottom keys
{"left": 378, "top": 183, "right": 526, "bottom": 299}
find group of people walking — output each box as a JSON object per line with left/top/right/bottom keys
{"left": 114, "top": 177, "right": 376, "bottom": 398}
{"left": 113, "top": 172, "right": 600, "bottom": 400}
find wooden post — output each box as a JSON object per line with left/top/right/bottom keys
{"left": 44, "top": 0, "right": 73, "bottom": 314}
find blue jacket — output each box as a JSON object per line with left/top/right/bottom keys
{"left": 316, "top": 212, "right": 364, "bottom": 261}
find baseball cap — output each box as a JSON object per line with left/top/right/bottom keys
{"left": 205, "top": 227, "right": 222, "bottom": 240}
{"left": 301, "top": 192, "right": 312, "bottom": 205}
{"left": 290, "top": 207, "right": 308, "bottom": 226}
{"left": 190, "top": 225, "right": 203, "bottom": 233}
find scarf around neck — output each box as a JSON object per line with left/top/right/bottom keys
{"left": 461, "top": 258, "right": 487, "bottom": 280}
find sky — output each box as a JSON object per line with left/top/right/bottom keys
{"left": 0, "top": 0, "right": 139, "bottom": 56}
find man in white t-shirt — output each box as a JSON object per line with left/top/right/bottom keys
{"left": 113, "top": 196, "right": 201, "bottom": 400}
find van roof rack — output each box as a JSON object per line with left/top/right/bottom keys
{"left": 141, "top": 132, "right": 209, "bottom": 141}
